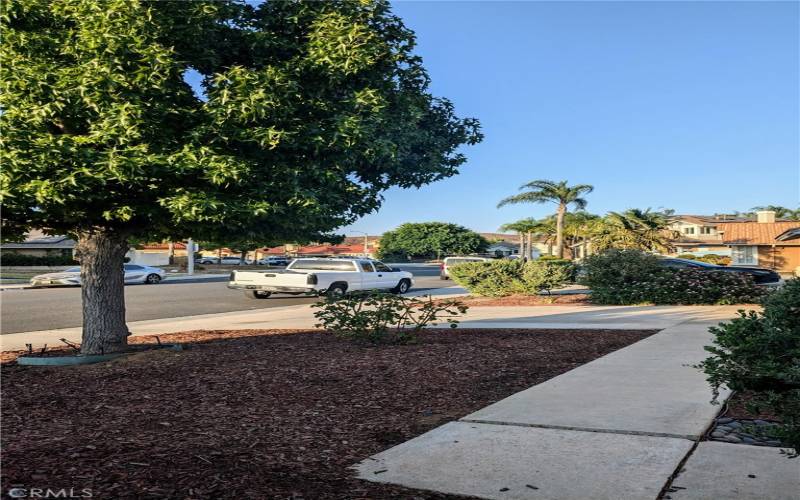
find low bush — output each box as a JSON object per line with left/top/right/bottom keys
{"left": 449, "top": 259, "right": 573, "bottom": 297}
{"left": 698, "top": 279, "right": 800, "bottom": 456}
{"left": 312, "top": 292, "right": 468, "bottom": 344}
{"left": 580, "top": 249, "right": 766, "bottom": 305}
{"left": 578, "top": 249, "right": 662, "bottom": 304}
{"left": 0, "top": 252, "right": 76, "bottom": 266}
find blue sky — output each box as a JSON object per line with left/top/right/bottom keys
{"left": 339, "top": 0, "right": 799, "bottom": 235}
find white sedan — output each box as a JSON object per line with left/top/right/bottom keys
{"left": 30, "top": 264, "right": 166, "bottom": 287}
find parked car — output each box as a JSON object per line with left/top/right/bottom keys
{"left": 30, "top": 264, "right": 166, "bottom": 287}
{"left": 659, "top": 258, "right": 783, "bottom": 287}
{"left": 228, "top": 257, "right": 414, "bottom": 299}
{"left": 258, "top": 256, "right": 290, "bottom": 266}
{"left": 220, "top": 256, "right": 244, "bottom": 265}
{"left": 440, "top": 256, "right": 492, "bottom": 280}
{"left": 196, "top": 256, "right": 244, "bottom": 265}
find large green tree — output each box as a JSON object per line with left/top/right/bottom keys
{"left": 497, "top": 180, "right": 593, "bottom": 258}
{"left": 377, "top": 222, "right": 488, "bottom": 260}
{"left": 0, "top": 0, "right": 481, "bottom": 353}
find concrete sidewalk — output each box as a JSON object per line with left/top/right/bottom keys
{"left": 356, "top": 312, "right": 798, "bottom": 499}
{"left": 1, "top": 300, "right": 739, "bottom": 352}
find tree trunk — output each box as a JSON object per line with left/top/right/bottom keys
{"left": 555, "top": 203, "right": 566, "bottom": 259}
{"left": 518, "top": 232, "right": 525, "bottom": 258}
{"left": 167, "top": 241, "right": 175, "bottom": 265}
{"left": 526, "top": 232, "right": 533, "bottom": 260}
{"left": 240, "top": 250, "right": 247, "bottom": 265}
{"left": 74, "top": 231, "right": 130, "bottom": 355}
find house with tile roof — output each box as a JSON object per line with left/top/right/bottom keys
{"left": 667, "top": 215, "right": 746, "bottom": 256}
{"left": 716, "top": 211, "right": 800, "bottom": 275}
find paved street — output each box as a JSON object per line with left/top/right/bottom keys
{"left": 0, "top": 265, "right": 442, "bottom": 334}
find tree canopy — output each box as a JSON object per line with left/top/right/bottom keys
{"left": 0, "top": 0, "right": 482, "bottom": 245}
{"left": 592, "top": 208, "right": 676, "bottom": 253}
{"left": 377, "top": 222, "right": 488, "bottom": 260}
{"left": 0, "top": 0, "right": 481, "bottom": 353}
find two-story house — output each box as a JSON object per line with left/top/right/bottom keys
{"left": 717, "top": 211, "right": 800, "bottom": 275}
{"left": 668, "top": 215, "right": 738, "bottom": 256}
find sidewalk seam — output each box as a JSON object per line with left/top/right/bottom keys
{"left": 458, "top": 418, "right": 701, "bottom": 441}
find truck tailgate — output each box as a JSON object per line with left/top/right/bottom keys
{"left": 232, "top": 270, "right": 309, "bottom": 286}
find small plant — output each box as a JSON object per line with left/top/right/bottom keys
{"left": 312, "top": 291, "right": 468, "bottom": 344}
{"left": 698, "top": 279, "right": 800, "bottom": 456}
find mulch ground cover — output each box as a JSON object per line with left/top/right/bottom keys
{"left": 2, "top": 327, "right": 656, "bottom": 499}
{"left": 723, "top": 391, "right": 781, "bottom": 421}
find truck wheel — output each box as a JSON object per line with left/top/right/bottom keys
{"left": 393, "top": 279, "right": 411, "bottom": 294}
{"left": 326, "top": 283, "right": 347, "bottom": 299}
{"left": 245, "top": 290, "right": 271, "bottom": 299}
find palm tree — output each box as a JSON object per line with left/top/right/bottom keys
{"left": 593, "top": 208, "right": 677, "bottom": 253}
{"left": 498, "top": 180, "right": 594, "bottom": 258}
{"left": 499, "top": 218, "right": 535, "bottom": 257}
{"left": 499, "top": 217, "right": 550, "bottom": 259}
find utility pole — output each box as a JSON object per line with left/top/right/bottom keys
{"left": 351, "top": 230, "right": 369, "bottom": 257}
{"left": 187, "top": 238, "right": 195, "bottom": 275}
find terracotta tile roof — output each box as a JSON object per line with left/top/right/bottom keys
{"left": 718, "top": 222, "right": 800, "bottom": 246}
{"left": 260, "top": 243, "right": 376, "bottom": 255}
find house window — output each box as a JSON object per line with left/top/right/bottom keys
{"left": 731, "top": 246, "right": 758, "bottom": 265}
{"left": 684, "top": 227, "right": 695, "bottom": 235}
{"left": 700, "top": 226, "right": 714, "bottom": 235}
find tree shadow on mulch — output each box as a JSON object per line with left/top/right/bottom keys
{"left": 2, "top": 328, "right": 656, "bottom": 499}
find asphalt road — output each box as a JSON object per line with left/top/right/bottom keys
{"left": 0, "top": 265, "right": 444, "bottom": 334}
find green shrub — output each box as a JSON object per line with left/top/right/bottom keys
{"left": 522, "top": 259, "right": 574, "bottom": 293}
{"left": 449, "top": 259, "right": 573, "bottom": 297}
{"left": 579, "top": 249, "right": 662, "bottom": 304}
{"left": 642, "top": 268, "right": 766, "bottom": 305}
{"left": 0, "top": 252, "right": 76, "bottom": 266}
{"left": 698, "top": 279, "right": 800, "bottom": 456}
{"left": 580, "top": 249, "right": 766, "bottom": 305}
{"left": 312, "top": 291, "right": 468, "bottom": 344}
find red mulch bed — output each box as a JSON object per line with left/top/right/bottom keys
{"left": 2, "top": 328, "right": 656, "bottom": 499}
{"left": 723, "top": 391, "right": 782, "bottom": 422}
{"left": 436, "top": 294, "right": 591, "bottom": 307}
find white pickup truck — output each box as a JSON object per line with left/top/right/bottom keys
{"left": 227, "top": 258, "right": 415, "bottom": 299}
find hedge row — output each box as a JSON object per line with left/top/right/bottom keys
{"left": 0, "top": 253, "right": 77, "bottom": 266}
{"left": 448, "top": 259, "right": 573, "bottom": 297}
{"left": 579, "top": 249, "right": 766, "bottom": 305}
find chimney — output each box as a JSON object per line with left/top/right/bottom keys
{"left": 756, "top": 210, "right": 776, "bottom": 223}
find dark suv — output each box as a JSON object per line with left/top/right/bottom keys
{"left": 659, "top": 258, "right": 783, "bottom": 286}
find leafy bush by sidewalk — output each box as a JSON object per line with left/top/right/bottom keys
{"left": 698, "top": 279, "right": 800, "bottom": 456}
{"left": 448, "top": 259, "right": 573, "bottom": 297}
{"left": 579, "top": 249, "right": 766, "bottom": 305}
{"left": 312, "top": 292, "right": 468, "bottom": 344}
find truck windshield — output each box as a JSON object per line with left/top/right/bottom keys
{"left": 288, "top": 260, "right": 356, "bottom": 271}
